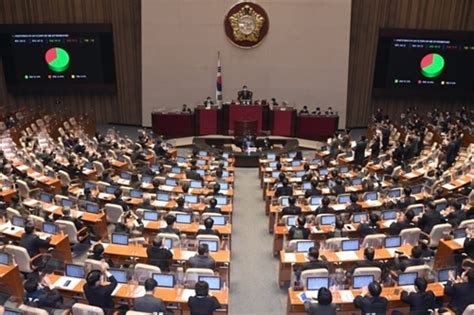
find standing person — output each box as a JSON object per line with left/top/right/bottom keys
{"left": 353, "top": 281, "right": 388, "bottom": 315}
{"left": 83, "top": 266, "right": 118, "bottom": 312}
{"left": 354, "top": 136, "right": 367, "bottom": 166}
{"left": 400, "top": 277, "right": 436, "bottom": 315}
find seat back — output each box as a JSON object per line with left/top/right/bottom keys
{"left": 301, "top": 269, "right": 329, "bottom": 289}
{"left": 133, "top": 263, "right": 161, "bottom": 284}
{"left": 104, "top": 203, "right": 124, "bottom": 224}
{"left": 58, "top": 170, "right": 71, "bottom": 186}
{"left": 6, "top": 207, "right": 21, "bottom": 220}
{"left": 323, "top": 237, "right": 349, "bottom": 251}
{"left": 428, "top": 223, "right": 452, "bottom": 247}
{"left": 55, "top": 220, "right": 79, "bottom": 244}
{"left": 93, "top": 161, "right": 105, "bottom": 177}
{"left": 201, "top": 212, "right": 224, "bottom": 221}
{"left": 5, "top": 244, "right": 34, "bottom": 273}
{"left": 405, "top": 264, "right": 431, "bottom": 279}
{"left": 459, "top": 219, "right": 474, "bottom": 230}
{"left": 196, "top": 234, "right": 220, "bottom": 250}
{"left": 400, "top": 228, "right": 421, "bottom": 246}
{"left": 19, "top": 304, "right": 49, "bottom": 315}
{"left": 353, "top": 267, "right": 382, "bottom": 282}
{"left": 183, "top": 268, "right": 214, "bottom": 288}
{"left": 29, "top": 215, "right": 45, "bottom": 231}
{"left": 463, "top": 304, "right": 474, "bottom": 315}
{"left": 72, "top": 303, "right": 105, "bottom": 315}
{"left": 16, "top": 180, "right": 31, "bottom": 199}
{"left": 361, "top": 234, "right": 386, "bottom": 249}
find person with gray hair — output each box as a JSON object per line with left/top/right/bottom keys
{"left": 59, "top": 205, "right": 85, "bottom": 230}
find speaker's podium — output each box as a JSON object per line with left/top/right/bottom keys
{"left": 195, "top": 106, "right": 219, "bottom": 135}
{"left": 234, "top": 120, "right": 258, "bottom": 136}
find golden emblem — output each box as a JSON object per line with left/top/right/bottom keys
{"left": 228, "top": 4, "right": 265, "bottom": 42}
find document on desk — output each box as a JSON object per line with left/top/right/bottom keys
{"left": 152, "top": 200, "right": 169, "bottom": 207}
{"left": 336, "top": 251, "right": 359, "bottom": 261}
{"left": 385, "top": 248, "right": 397, "bottom": 257}
{"left": 53, "top": 276, "right": 82, "bottom": 290}
{"left": 283, "top": 253, "right": 296, "bottom": 262}
{"left": 443, "top": 183, "right": 456, "bottom": 190}
{"left": 16, "top": 165, "right": 29, "bottom": 172}
{"left": 399, "top": 285, "right": 415, "bottom": 293}
{"left": 454, "top": 237, "right": 466, "bottom": 247}
{"left": 339, "top": 290, "right": 354, "bottom": 302}
{"left": 159, "top": 185, "right": 175, "bottom": 192}
{"left": 332, "top": 204, "right": 347, "bottom": 211}
{"left": 180, "top": 289, "right": 195, "bottom": 302}
{"left": 180, "top": 250, "right": 197, "bottom": 260}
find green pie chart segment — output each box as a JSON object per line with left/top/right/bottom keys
{"left": 420, "top": 53, "right": 445, "bottom": 78}
{"left": 45, "top": 47, "right": 70, "bottom": 73}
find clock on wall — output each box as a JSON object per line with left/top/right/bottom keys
{"left": 224, "top": 2, "right": 269, "bottom": 49}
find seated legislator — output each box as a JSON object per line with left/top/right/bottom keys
{"left": 59, "top": 206, "right": 85, "bottom": 231}
{"left": 346, "top": 193, "right": 363, "bottom": 213}
{"left": 281, "top": 197, "right": 302, "bottom": 216}
{"left": 275, "top": 178, "right": 293, "bottom": 198}
{"left": 188, "top": 244, "right": 216, "bottom": 270}
{"left": 158, "top": 214, "right": 181, "bottom": 236}
{"left": 305, "top": 179, "right": 322, "bottom": 199}
{"left": 237, "top": 85, "right": 253, "bottom": 104}
{"left": 417, "top": 202, "right": 445, "bottom": 234}
{"left": 24, "top": 277, "right": 68, "bottom": 311}
{"left": 314, "top": 197, "right": 335, "bottom": 216}
{"left": 288, "top": 215, "right": 311, "bottom": 240}
{"left": 327, "top": 219, "right": 347, "bottom": 239}
{"left": 203, "top": 198, "right": 222, "bottom": 213}
{"left": 394, "top": 245, "right": 425, "bottom": 272}
{"left": 400, "top": 277, "right": 436, "bottom": 315}
{"left": 347, "top": 247, "right": 386, "bottom": 279}
{"left": 389, "top": 210, "right": 415, "bottom": 235}
{"left": 295, "top": 247, "right": 329, "bottom": 281}
{"left": 304, "top": 287, "right": 337, "bottom": 315}
{"left": 397, "top": 186, "right": 417, "bottom": 210}
{"left": 444, "top": 269, "right": 474, "bottom": 314}
{"left": 353, "top": 281, "right": 388, "bottom": 315}
{"left": 133, "top": 278, "right": 168, "bottom": 314}
{"left": 147, "top": 237, "right": 173, "bottom": 272}
{"left": 83, "top": 267, "right": 118, "bottom": 312}
{"left": 20, "top": 222, "right": 51, "bottom": 259}
{"left": 358, "top": 213, "right": 381, "bottom": 236}
{"left": 188, "top": 280, "right": 221, "bottom": 315}
{"left": 203, "top": 96, "right": 214, "bottom": 108}
{"left": 197, "top": 217, "right": 221, "bottom": 238}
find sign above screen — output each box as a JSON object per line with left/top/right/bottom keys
{"left": 0, "top": 24, "right": 116, "bottom": 93}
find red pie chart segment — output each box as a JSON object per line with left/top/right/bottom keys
{"left": 45, "top": 47, "right": 70, "bottom": 73}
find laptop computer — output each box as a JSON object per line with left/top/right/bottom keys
{"left": 11, "top": 216, "right": 25, "bottom": 227}
{"left": 184, "top": 194, "right": 198, "bottom": 204}
{"left": 43, "top": 222, "right": 57, "bottom": 234}
{"left": 280, "top": 197, "right": 290, "bottom": 207}
{"left": 198, "top": 240, "right": 219, "bottom": 252}
{"left": 310, "top": 196, "right": 323, "bottom": 206}
{"left": 143, "top": 211, "right": 159, "bottom": 221}
{"left": 86, "top": 203, "right": 100, "bottom": 214}
{"left": 382, "top": 210, "right": 398, "bottom": 221}
{"left": 453, "top": 228, "right": 467, "bottom": 239}
{"left": 338, "top": 195, "right": 351, "bottom": 204}
{"left": 198, "top": 275, "right": 221, "bottom": 290}
{"left": 364, "top": 192, "right": 378, "bottom": 201}
{"left": 384, "top": 236, "right": 401, "bottom": 248}
{"left": 65, "top": 264, "right": 85, "bottom": 278}
{"left": 109, "top": 268, "right": 128, "bottom": 283}
{"left": 0, "top": 252, "right": 10, "bottom": 265}
{"left": 111, "top": 233, "right": 129, "bottom": 245}
{"left": 156, "top": 193, "right": 170, "bottom": 202}
{"left": 387, "top": 188, "right": 402, "bottom": 198}
{"left": 61, "top": 199, "right": 74, "bottom": 208}
{"left": 296, "top": 241, "right": 314, "bottom": 253}
{"left": 306, "top": 277, "right": 330, "bottom": 291}
{"left": 438, "top": 268, "right": 456, "bottom": 283}
{"left": 215, "top": 196, "right": 227, "bottom": 205}
{"left": 352, "top": 275, "right": 374, "bottom": 289}
{"left": 153, "top": 273, "right": 175, "bottom": 288}
{"left": 398, "top": 272, "right": 417, "bottom": 286}
{"left": 208, "top": 216, "right": 225, "bottom": 226}
{"left": 39, "top": 192, "right": 53, "bottom": 203}
{"left": 352, "top": 213, "right": 368, "bottom": 224}
{"left": 190, "top": 181, "right": 203, "bottom": 189}
{"left": 320, "top": 215, "right": 336, "bottom": 225}
{"left": 341, "top": 240, "right": 360, "bottom": 251}
{"left": 165, "top": 179, "right": 177, "bottom": 186}
{"left": 286, "top": 216, "right": 297, "bottom": 226}
{"left": 176, "top": 213, "right": 192, "bottom": 224}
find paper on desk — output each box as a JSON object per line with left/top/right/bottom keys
{"left": 131, "top": 285, "right": 146, "bottom": 298}
{"left": 336, "top": 251, "right": 359, "bottom": 261}
{"left": 181, "top": 251, "right": 198, "bottom": 260}
{"left": 53, "top": 276, "right": 82, "bottom": 290}
{"left": 0, "top": 222, "right": 11, "bottom": 232}
{"left": 385, "top": 248, "right": 397, "bottom": 257}
{"left": 454, "top": 237, "right": 466, "bottom": 247}
{"left": 98, "top": 193, "right": 112, "bottom": 200}
{"left": 152, "top": 200, "right": 169, "bottom": 207}
{"left": 283, "top": 253, "right": 296, "bottom": 262}
{"left": 443, "top": 184, "right": 456, "bottom": 190}
{"left": 399, "top": 285, "right": 415, "bottom": 293}
{"left": 302, "top": 291, "right": 319, "bottom": 300}
{"left": 180, "top": 289, "right": 195, "bottom": 302}
{"left": 339, "top": 290, "right": 354, "bottom": 302}
{"left": 160, "top": 186, "right": 175, "bottom": 192}
{"left": 332, "top": 204, "right": 347, "bottom": 211}
{"left": 16, "top": 165, "right": 29, "bottom": 172}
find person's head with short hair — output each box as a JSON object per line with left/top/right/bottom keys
{"left": 92, "top": 243, "right": 104, "bottom": 257}
{"left": 317, "top": 287, "right": 333, "bottom": 305}
{"left": 322, "top": 196, "right": 330, "bottom": 207}
{"left": 289, "top": 197, "right": 296, "bottom": 206}
{"left": 62, "top": 206, "right": 71, "bottom": 216}
{"left": 144, "top": 278, "right": 157, "bottom": 293}
{"left": 86, "top": 270, "right": 102, "bottom": 286}
{"left": 335, "top": 178, "right": 342, "bottom": 186}
{"left": 114, "top": 189, "right": 122, "bottom": 199}
{"left": 307, "top": 247, "right": 319, "bottom": 261}
{"left": 368, "top": 281, "right": 382, "bottom": 297}
{"left": 152, "top": 178, "right": 160, "bottom": 188}
{"left": 213, "top": 183, "right": 221, "bottom": 194}
{"left": 165, "top": 214, "right": 176, "bottom": 226}
{"left": 364, "top": 247, "right": 375, "bottom": 261}
{"left": 142, "top": 194, "right": 151, "bottom": 205}
{"left": 369, "top": 213, "right": 379, "bottom": 225}
{"left": 335, "top": 219, "right": 344, "bottom": 230}
{"left": 311, "top": 179, "right": 319, "bottom": 189}
{"left": 176, "top": 197, "right": 184, "bottom": 207}
{"left": 282, "top": 178, "right": 289, "bottom": 187}
{"left": 403, "top": 186, "right": 412, "bottom": 197}
{"left": 204, "top": 217, "right": 214, "bottom": 229}
{"left": 297, "top": 215, "right": 306, "bottom": 227}
{"left": 152, "top": 237, "right": 163, "bottom": 248}
{"left": 350, "top": 193, "right": 358, "bottom": 203}
{"left": 405, "top": 210, "right": 415, "bottom": 222}
{"left": 11, "top": 195, "right": 19, "bottom": 204}
{"left": 209, "top": 198, "right": 217, "bottom": 208}
{"left": 24, "top": 222, "right": 35, "bottom": 235}
{"left": 427, "top": 202, "right": 436, "bottom": 212}
{"left": 278, "top": 172, "right": 286, "bottom": 182}
{"left": 24, "top": 277, "right": 39, "bottom": 293}
{"left": 411, "top": 245, "right": 422, "bottom": 259}
{"left": 414, "top": 277, "right": 427, "bottom": 292}
{"left": 198, "top": 243, "right": 209, "bottom": 256}
{"left": 451, "top": 200, "right": 461, "bottom": 211}
{"left": 195, "top": 280, "right": 209, "bottom": 297}
{"left": 242, "top": 85, "right": 247, "bottom": 90}
{"left": 215, "top": 169, "right": 223, "bottom": 178}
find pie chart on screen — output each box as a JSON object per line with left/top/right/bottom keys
{"left": 420, "top": 53, "right": 445, "bottom": 78}
{"left": 45, "top": 47, "right": 70, "bottom": 73}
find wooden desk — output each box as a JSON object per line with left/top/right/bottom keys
{"left": 143, "top": 221, "right": 232, "bottom": 236}
{"left": 435, "top": 238, "right": 464, "bottom": 268}
{"left": 0, "top": 264, "right": 23, "bottom": 300}
{"left": 0, "top": 188, "right": 16, "bottom": 203}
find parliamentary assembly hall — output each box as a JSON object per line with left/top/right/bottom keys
{"left": 0, "top": 0, "right": 473, "bottom": 314}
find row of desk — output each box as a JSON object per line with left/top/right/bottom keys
{"left": 151, "top": 104, "right": 339, "bottom": 139}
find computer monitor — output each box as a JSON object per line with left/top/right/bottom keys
{"left": 153, "top": 273, "right": 175, "bottom": 288}
{"left": 157, "top": 193, "right": 170, "bottom": 201}
{"left": 302, "top": 182, "right": 312, "bottom": 190}
{"left": 141, "top": 175, "right": 153, "bottom": 184}
{"left": 198, "top": 150, "right": 208, "bottom": 157}
{"left": 39, "top": 192, "right": 53, "bottom": 203}
{"left": 84, "top": 181, "right": 97, "bottom": 190}
{"left": 310, "top": 196, "right": 323, "bottom": 206}
{"left": 271, "top": 171, "right": 280, "bottom": 178}
{"left": 435, "top": 203, "right": 447, "bottom": 212}
{"left": 184, "top": 194, "right": 198, "bottom": 204}
{"left": 292, "top": 161, "right": 301, "bottom": 167}
{"left": 351, "top": 178, "right": 363, "bottom": 185}
{"left": 198, "top": 276, "right": 221, "bottom": 290}
{"left": 46, "top": 170, "right": 56, "bottom": 178}
{"left": 387, "top": 188, "right": 402, "bottom": 198}
{"left": 215, "top": 196, "right": 227, "bottom": 205}
{"left": 306, "top": 277, "right": 330, "bottom": 291}
{"left": 176, "top": 156, "right": 186, "bottom": 163}
{"left": 280, "top": 197, "right": 290, "bottom": 207}
{"left": 209, "top": 216, "right": 225, "bottom": 226}
{"left": 109, "top": 268, "right": 128, "bottom": 283}
{"left": 222, "top": 170, "right": 230, "bottom": 177}
{"left": 43, "top": 222, "right": 57, "bottom": 234}
{"left": 129, "top": 190, "right": 142, "bottom": 198}
{"left": 11, "top": 216, "right": 25, "bottom": 227}
{"left": 341, "top": 240, "right": 360, "bottom": 251}
{"left": 86, "top": 203, "right": 100, "bottom": 214}
{"left": 438, "top": 268, "right": 456, "bottom": 283}
{"left": 106, "top": 186, "right": 118, "bottom": 194}
{"left": 312, "top": 158, "right": 321, "bottom": 164}
{"left": 198, "top": 240, "right": 218, "bottom": 252}
{"left": 267, "top": 153, "right": 276, "bottom": 161}
{"left": 197, "top": 159, "right": 206, "bottom": 166}
{"left": 83, "top": 162, "right": 93, "bottom": 170}
{"left": 296, "top": 241, "right": 314, "bottom": 253}
{"left": 151, "top": 164, "right": 161, "bottom": 172}
{"left": 339, "top": 166, "right": 349, "bottom": 174}
{"left": 411, "top": 185, "right": 423, "bottom": 194}
{"left": 176, "top": 214, "right": 192, "bottom": 224}
{"left": 222, "top": 152, "right": 229, "bottom": 159}
{"left": 352, "top": 275, "right": 374, "bottom": 289}
{"left": 453, "top": 228, "right": 467, "bottom": 239}
{"left": 4, "top": 309, "right": 22, "bottom": 315}
{"left": 320, "top": 215, "right": 336, "bottom": 225}
{"left": 365, "top": 192, "right": 378, "bottom": 201}
{"left": 411, "top": 206, "right": 424, "bottom": 216}
{"left": 163, "top": 238, "right": 173, "bottom": 249}
{"left": 268, "top": 161, "right": 278, "bottom": 168}
{"left": 382, "top": 210, "right": 398, "bottom": 221}
{"left": 120, "top": 172, "right": 131, "bottom": 180}
{"left": 384, "top": 236, "right": 401, "bottom": 248}
{"left": 286, "top": 216, "right": 297, "bottom": 226}
{"left": 165, "top": 179, "right": 177, "bottom": 186}
{"left": 352, "top": 213, "right": 368, "bottom": 224}
{"left": 0, "top": 252, "right": 10, "bottom": 265}
{"left": 171, "top": 166, "right": 181, "bottom": 174}
{"left": 65, "top": 264, "right": 85, "bottom": 278}
{"left": 111, "top": 233, "right": 129, "bottom": 245}
{"left": 218, "top": 183, "right": 229, "bottom": 190}
{"left": 190, "top": 181, "right": 203, "bottom": 189}
{"left": 338, "top": 195, "right": 351, "bottom": 204}
{"left": 61, "top": 199, "right": 74, "bottom": 208}
{"left": 319, "top": 168, "right": 328, "bottom": 176}
{"left": 196, "top": 169, "right": 206, "bottom": 176}
{"left": 398, "top": 272, "right": 417, "bottom": 286}
{"left": 143, "top": 211, "right": 159, "bottom": 221}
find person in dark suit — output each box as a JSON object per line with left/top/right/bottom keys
{"left": 59, "top": 206, "right": 85, "bottom": 231}
{"left": 295, "top": 247, "right": 329, "bottom": 281}
{"left": 111, "top": 189, "right": 129, "bottom": 212}
{"left": 147, "top": 237, "right": 173, "bottom": 272}
{"left": 185, "top": 165, "right": 203, "bottom": 181}
{"left": 158, "top": 214, "right": 180, "bottom": 236}
{"left": 138, "top": 194, "right": 155, "bottom": 211}
{"left": 133, "top": 278, "right": 168, "bottom": 314}
{"left": 463, "top": 229, "right": 474, "bottom": 259}
{"left": 66, "top": 157, "right": 81, "bottom": 177}
{"left": 300, "top": 106, "right": 310, "bottom": 115}
{"left": 392, "top": 141, "right": 405, "bottom": 165}
{"left": 275, "top": 178, "right": 293, "bottom": 198}
{"left": 281, "top": 197, "right": 302, "bottom": 216}
{"left": 354, "top": 136, "right": 367, "bottom": 166}
{"left": 314, "top": 197, "right": 335, "bottom": 216}
{"left": 417, "top": 202, "right": 445, "bottom": 234}
{"left": 203, "top": 198, "right": 222, "bottom": 214}
{"left": 327, "top": 219, "right": 347, "bottom": 239}
{"left": 182, "top": 104, "right": 192, "bottom": 113}
{"left": 370, "top": 136, "right": 381, "bottom": 159}
{"left": 24, "top": 277, "right": 66, "bottom": 310}
{"left": 304, "top": 287, "right": 337, "bottom": 315}
{"left": 346, "top": 193, "right": 363, "bottom": 213}
{"left": 305, "top": 179, "right": 322, "bottom": 198}
{"left": 187, "top": 280, "right": 221, "bottom": 315}
{"left": 444, "top": 201, "right": 466, "bottom": 228}
{"left": 358, "top": 213, "right": 380, "bottom": 236}
{"left": 395, "top": 245, "right": 425, "bottom": 272}
{"left": 397, "top": 186, "right": 417, "bottom": 210}
{"left": 203, "top": 96, "right": 214, "bottom": 107}
{"left": 353, "top": 281, "right": 388, "bottom": 315}
{"left": 444, "top": 269, "right": 474, "bottom": 314}
{"left": 400, "top": 277, "right": 436, "bottom": 315}
{"left": 331, "top": 178, "right": 345, "bottom": 196}
{"left": 445, "top": 138, "right": 457, "bottom": 166}
{"left": 347, "top": 247, "right": 386, "bottom": 279}
{"left": 389, "top": 210, "right": 415, "bottom": 235}
{"left": 197, "top": 217, "right": 221, "bottom": 239}
{"left": 173, "top": 197, "right": 192, "bottom": 214}
{"left": 88, "top": 243, "right": 114, "bottom": 267}
{"left": 188, "top": 244, "right": 216, "bottom": 270}
{"left": 237, "top": 85, "right": 253, "bottom": 103}
{"left": 289, "top": 215, "right": 311, "bottom": 240}
{"left": 19, "top": 223, "right": 51, "bottom": 258}
{"left": 83, "top": 269, "right": 118, "bottom": 312}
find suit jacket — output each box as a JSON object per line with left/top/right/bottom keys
{"left": 332, "top": 184, "right": 345, "bottom": 196}
{"left": 347, "top": 260, "right": 386, "bottom": 278}
{"left": 59, "top": 215, "right": 85, "bottom": 230}
{"left": 196, "top": 228, "right": 220, "bottom": 238}
{"left": 275, "top": 186, "right": 293, "bottom": 198}
{"left": 304, "top": 300, "right": 337, "bottom": 315}
{"left": 358, "top": 223, "right": 379, "bottom": 236}
{"left": 353, "top": 295, "right": 388, "bottom": 315}
{"left": 446, "top": 210, "right": 466, "bottom": 227}
{"left": 354, "top": 141, "right": 367, "bottom": 165}
{"left": 389, "top": 220, "right": 415, "bottom": 235}
{"left": 288, "top": 226, "right": 311, "bottom": 240}
{"left": 158, "top": 226, "right": 180, "bottom": 236}
{"left": 296, "top": 260, "right": 330, "bottom": 279}
{"left": 446, "top": 142, "right": 456, "bottom": 165}
{"left": 147, "top": 246, "right": 173, "bottom": 272}
{"left": 346, "top": 203, "right": 363, "bottom": 213}
{"left": 444, "top": 281, "right": 474, "bottom": 314}
{"left": 188, "top": 254, "right": 216, "bottom": 270}
{"left": 464, "top": 238, "right": 474, "bottom": 259}
{"left": 133, "top": 293, "right": 168, "bottom": 313}
{"left": 187, "top": 295, "right": 221, "bottom": 315}
{"left": 395, "top": 257, "right": 425, "bottom": 272}
{"left": 397, "top": 196, "right": 417, "bottom": 210}
{"left": 185, "top": 170, "right": 202, "bottom": 181}
{"left": 400, "top": 290, "right": 436, "bottom": 315}
{"left": 418, "top": 211, "right": 445, "bottom": 234}
{"left": 305, "top": 188, "right": 322, "bottom": 199}
{"left": 237, "top": 90, "right": 253, "bottom": 101}
{"left": 281, "top": 205, "right": 302, "bottom": 216}
{"left": 203, "top": 206, "right": 222, "bottom": 213}
{"left": 83, "top": 275, "right": 118, "bottom": 310}
{"left": 19, "top": 233, "right": 50, "bottom": 257}
{"left": 314, "top": 206, "right": 335, "bottom": 216}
